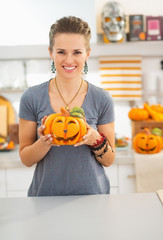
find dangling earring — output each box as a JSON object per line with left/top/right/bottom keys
{"left": 84, "top": 61, "right": 88, "bottom": 74}
{"left": 51, "top": 60, "right": 56, "bottom": 73}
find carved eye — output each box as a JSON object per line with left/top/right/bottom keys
{"left": 149, "top": 137, "right": 154, "bottom": 140}
{"left": 56, "top": 120, "right": 63, "bottom": 123}
{"left": 68, "top": 121, "right": 76, "bottom": 125}
{"left": 116, "top": 16, "right": 122, "bottom": 21}
{"left": 105, "top": 17, "right": 111, "bottom": 22}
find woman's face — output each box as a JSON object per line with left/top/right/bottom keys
{"left": 50, "top": 33, "right": 90, "bottom": 79}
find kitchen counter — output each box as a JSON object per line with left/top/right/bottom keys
{"left": 0, "top": 146, "right": 25, "bottom": 168}
{"left": 0, "top": 146, "right": 134, "bottom": 169}
{"left": 0, "top": 193, "right": 163, "bottom": 240}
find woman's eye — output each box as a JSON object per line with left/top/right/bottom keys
{"left": 74, "top": 51, "right": 82, "bottom": 55}
{"left": 57, "top": 51, "right": 65, "bottom": 55}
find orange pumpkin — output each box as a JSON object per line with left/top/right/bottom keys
{"left": 133, "top": 128, "right": 162, "bottom": 154}
{"left": 128, "top": 107, "right": 149, "bottom": 121}
{"left": 44, "top": 107, "right": 87, "bottom": 145}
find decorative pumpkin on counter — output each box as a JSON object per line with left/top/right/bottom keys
{"left": 128, "top": 107, "right": 149, "bottom": 121}
{"left": 133, "top": 128, "right": 162, "bottom": 154}
{"left": 44, "top": 107, "right": 87, "bottom": 145}
{"left": 144, "top": 103, "right": 163, "bottom": 121}
{"left": 150, "top": 104, "right": 163, "bottom": 114}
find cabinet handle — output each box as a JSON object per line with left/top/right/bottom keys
{"left": 127, "top": 174, "right": 136, "bottom": 179}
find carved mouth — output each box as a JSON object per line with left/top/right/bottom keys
{"left": 138, "top": 146, "right": 156, "bottom": 152}
{"left": 52, "top": 133, "right": 79, "bottom": 142}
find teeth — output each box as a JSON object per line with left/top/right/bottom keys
{"left": 64, "top": 66, "right": 75, "bottom": 70}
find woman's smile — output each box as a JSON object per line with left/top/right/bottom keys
{"left": 63, "top": 65, "right": 77, "bottom": 72}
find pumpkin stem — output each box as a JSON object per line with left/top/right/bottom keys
{"left": 60, "top": 107, "right": 70, "bottom": 117}
{"left": 70, "top": 106, "right": 85, "bottom": 119}
{"left": 144, "top": 127, "right": 150, "bottom": 135}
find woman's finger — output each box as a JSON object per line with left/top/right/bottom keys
{"left": 41, "top": 116, "right": 47, "bottom": 125}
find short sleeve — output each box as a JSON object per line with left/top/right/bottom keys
{"left": 98, "top": 91, "right": 115, "bottom": 125}
{"left": 19, "top": 88, "right": 37, "bottom": 122}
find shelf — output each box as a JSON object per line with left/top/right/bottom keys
{"left": 0, "top": 41, "right": 163, "bottom": 60}
{"left": 0, "top": 89, "right": 25, "bottom": 93}
{"left": 90, "top": 41, "right": 163, "bottom": 58}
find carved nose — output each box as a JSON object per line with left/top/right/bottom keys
{"left": 63, "top": 130, "right": 68, "bottom": 134}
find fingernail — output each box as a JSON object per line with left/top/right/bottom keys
{"left": 48, "top": 134, "right": 51, "bottom": 137}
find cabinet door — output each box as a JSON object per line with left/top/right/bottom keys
{"left": 104, "top": 165, "right": 118, "bottom": 194}
{"left": 118, "top": 165, "right": 136, "bottom": 194}
{"left": 6, "top": 167, "right": 35, "bottom": 197}
{"left": 0, "top": 169, "right": 6, "bottom": 197}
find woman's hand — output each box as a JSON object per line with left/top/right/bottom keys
{"left": 74, "top": 123, "right": 101, "bottom": 147}
{"left": 38, "top": 116, "right": 60, "bottom": 147}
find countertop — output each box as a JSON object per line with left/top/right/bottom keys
{"left": 0, "top": 193, "right": 163, "bottom": 240}
{"left": 0, "top": 146, "right": 134, "bottom": 169}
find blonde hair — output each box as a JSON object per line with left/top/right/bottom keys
{"left": 49, "top": 16, "right": 91, "bottom": 52}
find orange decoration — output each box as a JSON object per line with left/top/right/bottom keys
{"left": 133, "top": 128, "right": 162, "bottom": 154}
{"left": 44, "top": 107, "right": 87, "bottom": 145}
{"left": 6, "top": 141, "right": 15, "bottom": 149}
{"left": 128, "top": 107, "right": 149, "bottom": 121}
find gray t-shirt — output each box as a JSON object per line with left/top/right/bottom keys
{"left": 19, "top": 80, "right": 115, "bottom": 196}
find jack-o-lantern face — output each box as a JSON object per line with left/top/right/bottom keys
{"left": 44, "top": 107, "right": 87, "bottom": 145}
{"left": 133, "top": 129, "right": 162, "bottom": 154}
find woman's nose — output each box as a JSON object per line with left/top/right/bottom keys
{"left": 65, "top": 54, "right": 73, "bottom": 64}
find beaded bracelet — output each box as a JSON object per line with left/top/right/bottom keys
{"left": 94, "top": 143, "right": 108, "bottom": 159}
{"left": 91, "top": 137, "right": 107, "bottom": 151}
{"left": 91, "top": 133, "right": 106, "bottom": 148}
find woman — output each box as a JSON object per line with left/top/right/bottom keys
{"left": 19, "top": 16, "right": 115, "bottom": 196}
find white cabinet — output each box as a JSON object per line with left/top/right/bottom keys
{"left": 105, "top": 164, "right": 136, "bottom": 194}
{"left": 0, "top": 161, "right": 136, "bottom": 197}
{"left": 118, "top": 165, "right": 136, "bottom": 194}
{"left": 104, "top": 165, "right": 119, "bottom": 194}
{"left": 6, "top": 168, "right": 34, "bottom": 197}
{"left": 0, "top": 169, "right": 6, "bottom": 197}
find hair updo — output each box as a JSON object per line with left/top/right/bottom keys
{"left": 49, "top": 16, "right": 91, "bottom": 52}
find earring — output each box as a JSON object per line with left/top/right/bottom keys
{"left": 84, "top": 61, "right": 88, "bottom": 74}
{"left": 51, "top": 60, "right": 56, "bottom": 73}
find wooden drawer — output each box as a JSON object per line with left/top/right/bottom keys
{"left": 131, "top": 120, "right": 163, "bottom": 139}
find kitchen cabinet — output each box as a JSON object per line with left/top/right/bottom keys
{"left": 0, "top": 148, "right": 136, "bottom": 197}
{"left": 6, "top": 168, "right": 34, "bottom": 197}
{"left": 0, "top": 169, "right": 6, "bottom": 197}
{"left": 104, "top": 164, "right": 119, "bottom": 194}
{"left": 1, "top": 163, "right": 136, "bottom": 197}
{"left": 105, "top": 163, "right": 136, "bottom": 194}
{"left": 0, "top": 168, "right": 35, "bottom": 198}
{"left": 118, "top": 165, "right": 136, "bottom": 194}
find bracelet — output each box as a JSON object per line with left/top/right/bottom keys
{"left": 91, "top": 137, "right": 107, "bottom": 151}
{"left": 94, "top": 143, "right": 108, "bottom": 159}
{"left": 91, "top": 133, "right": 106, "bottom": 148}
{"left": 91, "top": 132, "right": 115, "bottom": 154}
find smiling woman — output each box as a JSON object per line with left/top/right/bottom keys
{"left": 18, "top": 16, "right": 115, "bottom": 197}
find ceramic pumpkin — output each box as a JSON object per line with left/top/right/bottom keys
{"left": 44, "top": 107, "right": 87, "bottom": 145}
{"left": 133, "top": 128, "right": 162, "bottom": 154}
{"left": 128, "top": 107, "right": 149, "bottom": 121}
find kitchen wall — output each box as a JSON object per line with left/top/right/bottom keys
{"left": 0, "top": 0, "right": 163, "bottom": 139}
